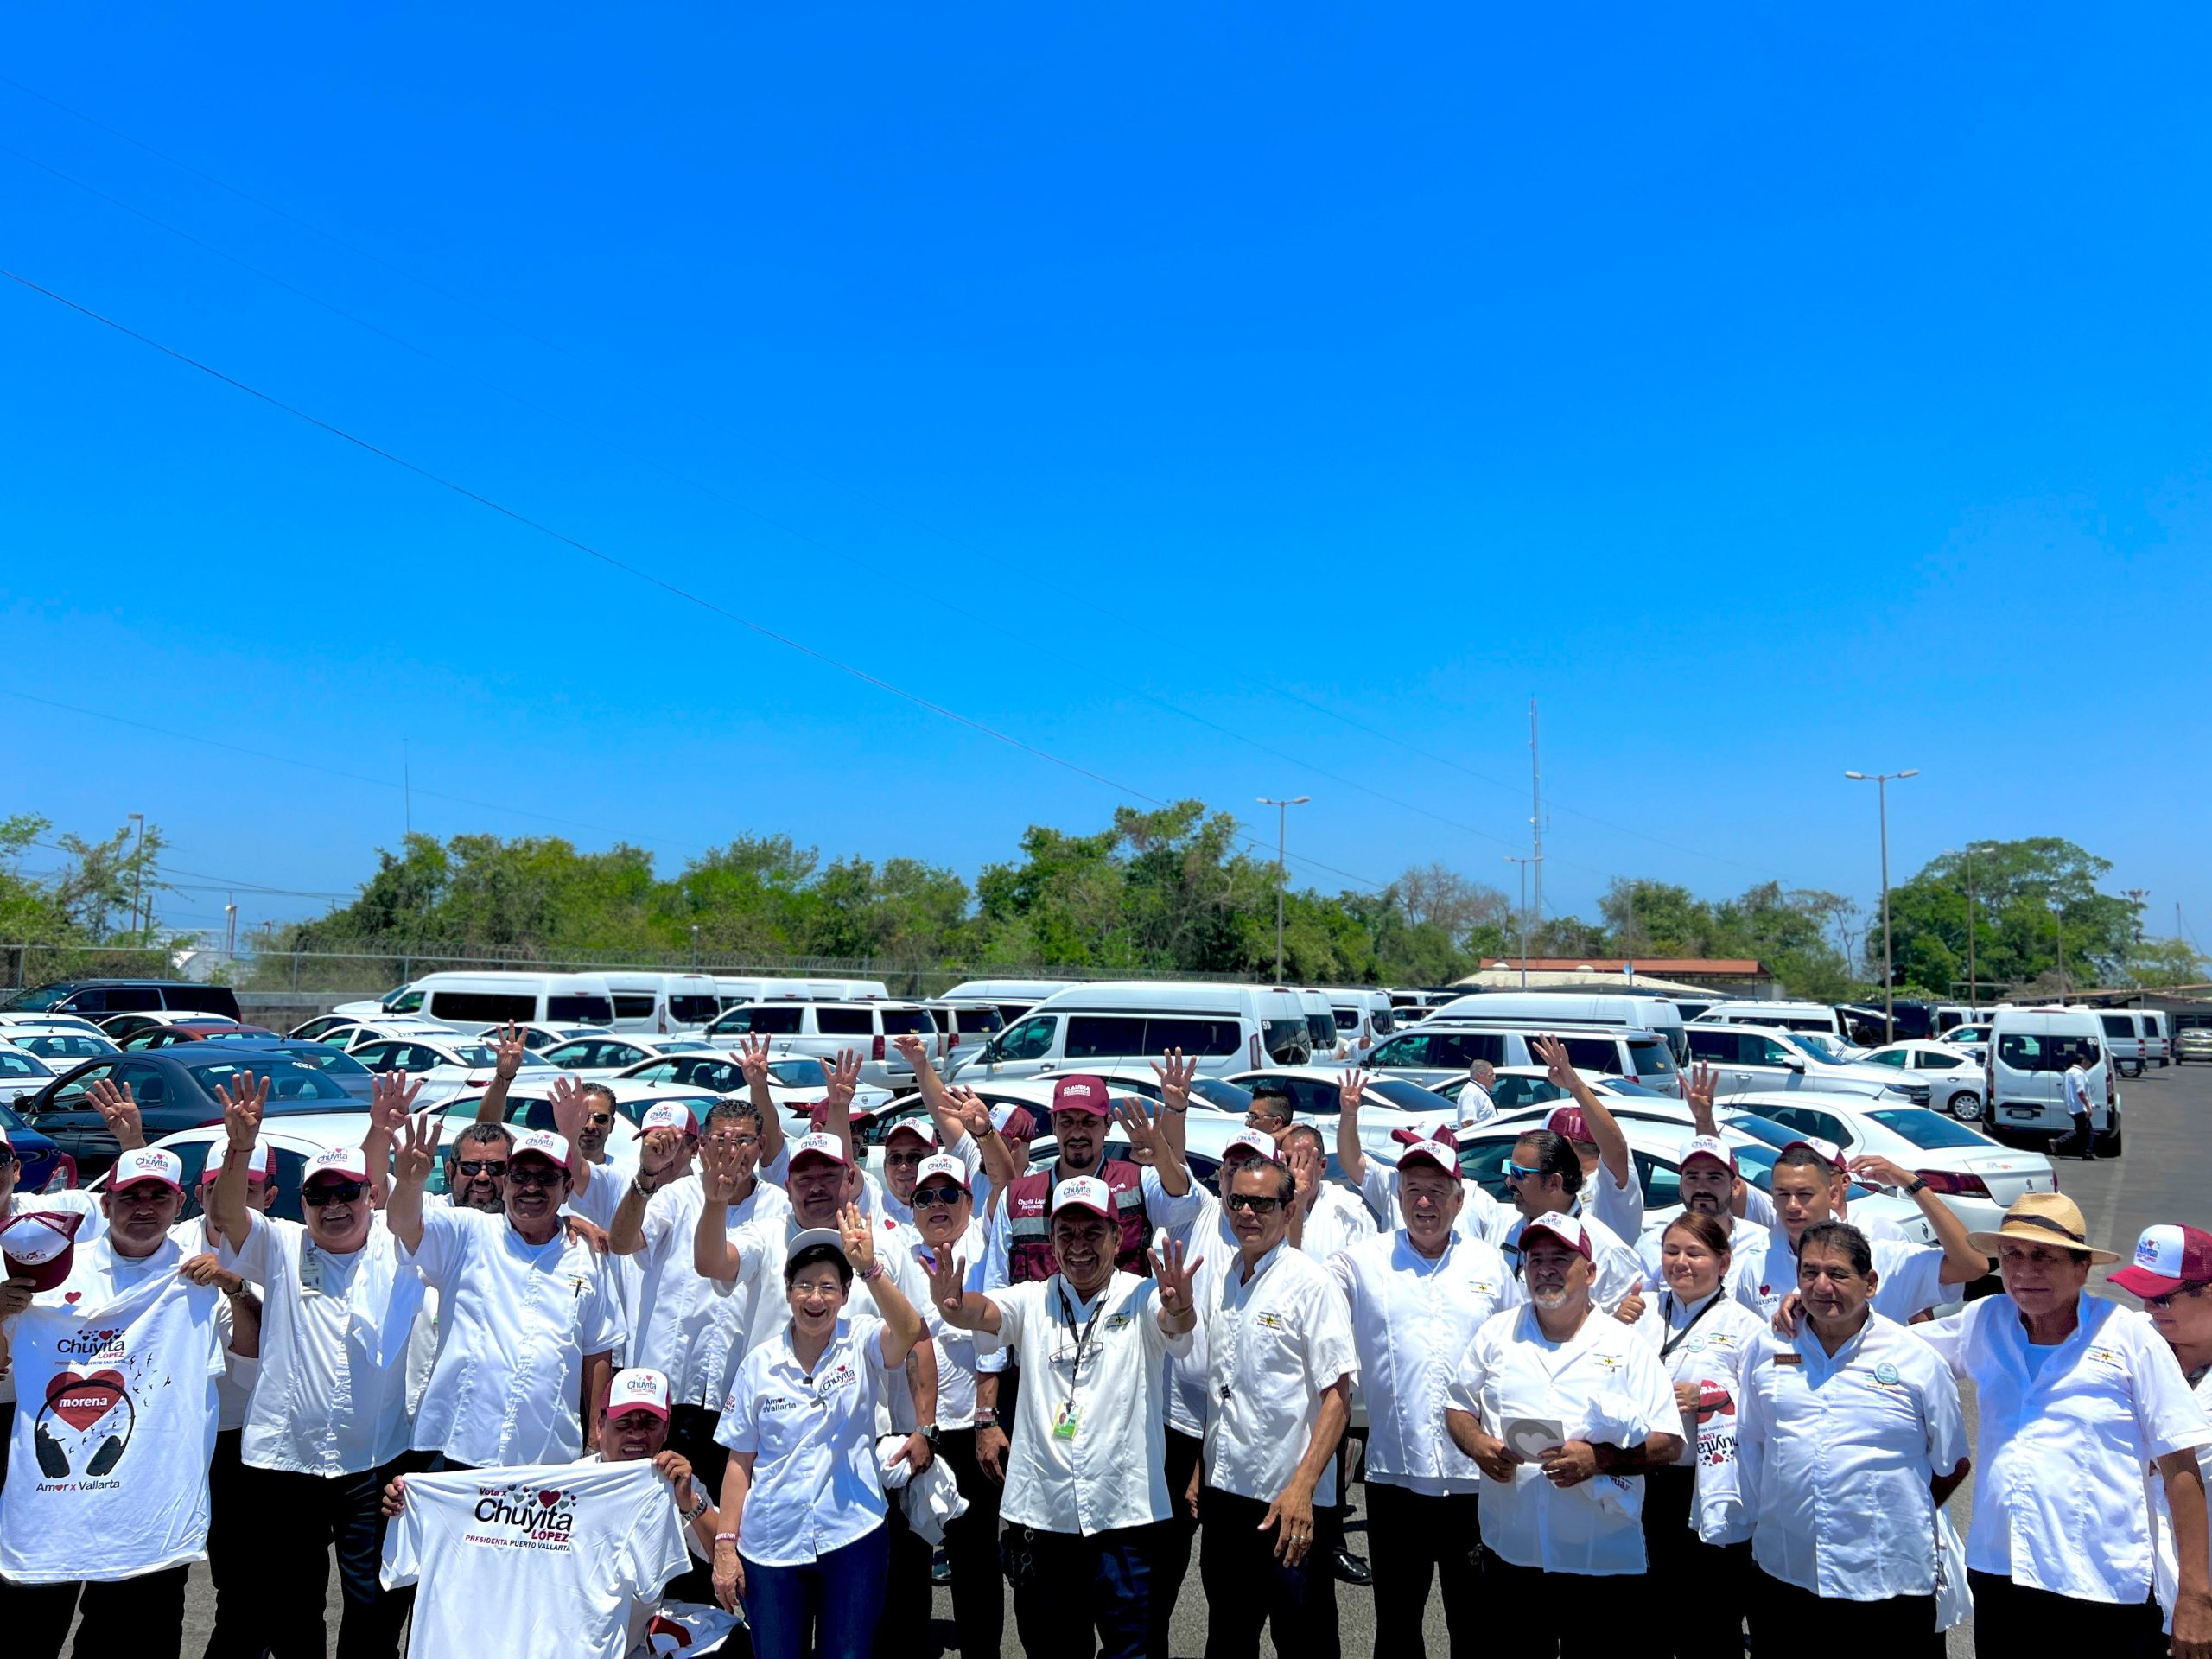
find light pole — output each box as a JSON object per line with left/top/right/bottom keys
{"left": 127, "top": 812, "right": 146, "bottom": 938}
{"left": 1255, "top": 797, "right": 1310, "bottom": 980}
{"left": 1503, "top": 856, "right": 1539, "bottom": 988}
{"left": 1845, "top": 769, "right": 1918, "bottom": 1041}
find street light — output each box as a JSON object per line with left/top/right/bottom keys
{"left": 1256, "top": 797, "right": 1311, "bottom": 980}
{"left": 1845, "top": 769, "right": 1919, "bottom": 1040}
{"left": 1503, "top": 856, "right": 1540, "bottom": 988}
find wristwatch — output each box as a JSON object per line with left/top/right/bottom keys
{"left": 918, "top": 1423, "right": 940, "bottom": 1445}
{"left": 1905, "top": 1176, "right": 1930, "bottom": 1195}
{"left": 682, "top": 1492, "right": 709, "bottom": 1523}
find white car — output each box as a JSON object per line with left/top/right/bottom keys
{"left": 1222, "top": 1065, "right": 1462, "bottom": 1161}
{"left": 0, "top": 1041, "right": 58, "bottom": 1088}
{"left": 535, "top": 1035, "right": 723, "bottom": 1078}
{"left": 107, "top": 1116, "right": 385, "bottom": 1217}
{"left": 312, "top": 1020, "right": 480, "bottom": 1054}
{"left": 615, "top": 1051, "right": 895, "bottom": 1118}
{"left": 340, "top": 1033, "right": 556, "bottom": 1104}
{"left": 4, "top": 1027, "right": 121, "bottom": 1068}
{"left": 0, "top": 1013, "right": 109, "bottom": 1039}
{"left": 473, "top": 1023, "right": 617, "bottom": 1053}
{"left": 1854, "top": 1042, "right": 1990, "bottom": 1122}
{"left": 1684, "top": 1023, "right": 1930, "bottom": 1109}
{"left": 1941, "top": 1024, "right": 1993, "bottom": 1064}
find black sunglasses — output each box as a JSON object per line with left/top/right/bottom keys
{"left": 1224, "top": 1192, "right": 1283, "bottom": 1214}
{"left": 507, "top": 1165, "right": 564, "bottom": 1190}
{"left": 455, "top": 1160, "right": 509, "bottom": 1179}
{"left": 304, "top": 1180, "right": 366, "bottom": 1206}
{"left": 912, "top": 1185, "right": 966, "bottom": 1207}
{"left": 2147, "top": 1283, "right": 2211, "bottom": 1311}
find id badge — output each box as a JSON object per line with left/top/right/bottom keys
{"left": 1052, "top": 1402, "right": 1080, "bottom": 1441}
{"left": 298, "top": 1239, "right": 326, "bottom": 1295}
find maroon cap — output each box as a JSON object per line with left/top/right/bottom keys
{"left": 805, "top": 1099, "right": 832, "bottom": 1130}
{"left": 1050, "top": 1077, "right": 1110, "bottom": 1119}
{"left": 1, "top": 1209, "right": 85, "bottom": 1292}
{"left": 1520, "top": 1211, "right": 1594, "bottom": 1263}
{"left": 995, "top": 1106, "right": 1037, "bottom": 1141}
{"left": 1545, "top": 1106, "right": 1592, "bottom": 1145}
{"left": 1777, "top": 1138, "right": 1847, "bottom": 1173}
{"left": 1393, "top": 1126, "right": 1459, "bottom": 1177}
{"left": 2111, "top": 1224, "right": 2212, "bottom": 1299}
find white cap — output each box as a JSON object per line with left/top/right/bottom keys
{"left": 509, "top": 1128, "right": 570, "bottom": 1168}
{"left": 883, "top": 1117, "right": 937, "bottom": 1147}
{"left": 1681, "top": 1135, "right": 1736, "bottom": 1174}
{"left": 304, "top": 1146, "right": 371, "bottom": 1185}
{"left": 787, "top": 1132, "right": 850, "bottom": 1169}
{"left": 639, "top": 1102, "right": 696, "bottom": 1135}
{"left": 201, "top": 1142, "right": 275, "bottom": 1185}
{"left": 607, "top": 1367, "right": 671, "bottom": 1420}
{"left": 110, "top": 1147, "right": 184, "bottom": 1193}
{"left": 1221, "top": 1128, "right": 1279, "bottom": 1163}
{"left": 913, "top": 1154, "right": 971, "bottom": 1192}
{"left": 1051, "top": 1176, "right": 1115, "bottom": 1219}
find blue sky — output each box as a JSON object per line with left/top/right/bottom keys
{"left": 4, "top": 5, "right": 2208, "bottom": 951}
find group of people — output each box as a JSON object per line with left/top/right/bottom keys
{"left": 3, "top": 1025, "right": 2212, "bottom": 1659}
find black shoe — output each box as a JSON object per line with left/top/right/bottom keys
{"left": 1332, "top": 1547, "right": 1373, "bottom": 1586}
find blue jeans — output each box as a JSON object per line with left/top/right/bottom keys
{"left": 744, "top": 1523, "right": 891, "bottom": 1659}
{"left": 1005, "top": 1521, "right": 1156, "bottom": 1659}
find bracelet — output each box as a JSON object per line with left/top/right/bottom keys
{"left": 683, "top": 1493, "right": 709, "bottom": 1522}
{"left": 714, "top": 1530, "right": 739, "bottom": 1544}
{"left": 973, "top": 1408, "right": 997, "bottom": 1427}
{"left": 1162, "top": 1099, "right": 1187, "bottom": 1115}
{"left": 859, "top": 1262, "right": 886, "bottom": 1282}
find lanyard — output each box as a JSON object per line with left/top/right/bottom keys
{"left": 1056, "top": 1283, "right": 1109, "bottom": 1416}
{"left": 1659, "top": 1290, "right": 1725, "bottom": 1361}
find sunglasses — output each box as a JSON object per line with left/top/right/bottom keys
{"left": 455, "top": 1160, "right": 509, "bottom": 1179}
{"left": 1503, "top": 1160, "right": 1543, "bottom": 1181}
{"left": 2147, "top": 1283, "right": 2211, "bottom": 1311}
{"left": 507, "top": 1165, "right": 565, "bottom": 1191}
{"left": 304, "top": 1180, "right": 367, "bottom": 1206}
{"left": 584, "top": 1112, "right": 614, "bottom": 1127}
{"left": 0, "top": 1147, "right": 16, "bottom": 1167}
{"left": 912, "top": 1185, "right": 966, "bottom": 1207}
{"left": 1224, "top": 1192, "right": 1283, "bottom": 1214}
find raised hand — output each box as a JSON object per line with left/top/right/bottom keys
{"left": 393, "top": 1112, "right": 444, "bottom": 1185}
{"left": 735, "top": 1033, "right": 773, "bottom": 1086}
{"left": 1533, "top": 1034, "right": 1575, "bottom": 1089}
{"left": 86, "top": 1077, "right": 144, "bottom": 1149}
{"left": 1337, "top": 1069, "right": 1370, "bottom": 1116}
{"left": 1686, "top": 1062, "right": 1717, "bottom": 1116}
{"left": 699, "top": 1134, "right": 742, "bottom": 1203}
{"left": 493, "top": 1022, "right": 527, "bottom": 1081}
{"left": 549, "top": 1074, "right": 589, "bottom": 1149}
{"left": 836, "top": 1201, "right": 875, "bottom": 1272}
{"left": 823, "top": 1050, "right": 861, "bottom": 1109}
{"left": 1846, "top": 1153, "right": 1916, "bottom": 1192}
{"left": 891, "top": 1033, "right": 930, "bottom": 1070}
{"left": 1149, "top": 1233, "right": 1203, "bottom": 1318}
{"left": 946, "top": 1086, "right": 992, "bottom": 1141}
{"left": 639, "top": 1124, "right": 690, "bottom": 1178}
{"left": 1287, "top": 1137, "right": 1321, "bottom": 1203}
{"left": 926, "top": 1247, "right": 969, "bottom": 1319}
{"left": 214, "top": 1070, "right": 269, "bottom": 1153}
{"left": 370, "top": 1069, "right": 425, "bottom": 1136}
{"left": 1112, "top": 1096, "right": 1168, "bottom": 1163}
{"left": 1152, "top": 1048, "right": 1198, "bottom": 1116}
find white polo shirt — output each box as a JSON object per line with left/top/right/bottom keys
{"left": 1166, "top": 1195, "right": 1243, "bottom": 1439}
{"left": 716, "top": 1313, "right": 893, "bottom": 1567}
{"left": 404, "top": 1205, "right": 627, "bottom": 1467}
{"left": 221, "top": 1211, "right": 423, "bottom": 1478}
{"left": 1735, "top": 1229, "right": 1945, "bottom": 1325}
{"left": 1917, "top": 1291, "right": 2212, "bottom": 1604}
{"left": 747, "top": 1215, "right": 934, "bottom": 1434}
{"left": 2153, "top": 1363, "right": 2212, "bottom": 1631}
{"left": 1736, "top": 1312, "right": 1967, "bottom": 1598}
{"left": 1456, "top": 1080, "right": 1497, "bottom": 1127}
{"left": 169, "top": 1215, "right": 259, "bottom": 1433}
{"left": 1501, "top": 1211, "right": 1645, "bottom": 1313}
{"left": 626, "top": 1175, "right": 791, "bottom": 1410}
{"left": 896, "top": 1218, "right": 989, "bottom": 1431}
{"left": 1637, "top": 1215, "right": 1771, "bottom": 1306}
{"left": 1199, "top": 1242, "right": 1357, "bottom": 1506}
{"left": 981, "top": 1270, "right": 1192, "bottom": 1537}
{"left": 1293, "top": 1185, "right": 1376, "bottom": 1263}
{"left": 1448, "top": 1302, "right": 1681, "bottom": 1575}
{"left": 1330, "top": 1230, "right": 1519, "bottom": 1496}
{"left": 1624, "top": 1287, "right": 1767, "bottom": 1546}
{"left": 1359, "top": 1163, "right": 1513, "bottom": 1249}
{"left": 1580, "top": 1164, "right": 1644, "bottom": 1245}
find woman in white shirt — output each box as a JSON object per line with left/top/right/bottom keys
{"left": 710, "top": 1205, "right": 926, "bottom": 1659}
{"left": 1624, "top": 1209, "right": 1767, "bottom": 1658}
{"left": 1915, "top": 1193, "right": 2212, "bottom": 1659}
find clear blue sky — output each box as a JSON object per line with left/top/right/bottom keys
{"left": 4, "top": 5, "right": 2208, "bottom": 951}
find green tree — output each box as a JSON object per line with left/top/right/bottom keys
{"left": 1885, "top": 838, "right": 2139, "bottom": 995}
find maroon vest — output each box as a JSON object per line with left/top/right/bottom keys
{"left": 1003, "top": 1158, "right": 1149, "bottom": 1285}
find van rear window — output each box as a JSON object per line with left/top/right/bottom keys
{"left": 548, "top": 995, "right": 614, "bottom": 1024}
{"left": 1998, "top": 1033, "right": 2099, "bottom": 1072}
{"left": 1627, "top": 1039, "right": 1676, "bottom": 1075}
{"left": 817, "top": 1008, "right": 873, "bottom": 1036}
{"left": 429, "top": 990, "right": 539, "bottom": 1024}
{"left": 711, "top": 1006, "right": 804, "bottom": 1035}
{"left": 669, "top": 996, "right": 720, "bottom": 1026}
{"left": 613, "top": 995, "right": 658, "bottom": 1020}
{"left": 1373, "top": 1030, "right": 1504, "bottom": 1069}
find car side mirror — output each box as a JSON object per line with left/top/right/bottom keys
{"left": 1783, "top": 1058, "right": 1806, "bottom": 1073}
{"left": 10, "top": 1092, "right": 29, "bottom": 1111}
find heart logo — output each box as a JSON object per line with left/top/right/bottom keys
{"left": 63, "top": 1292, "right": 81, "bottom": 1305}
{"left": 46, "top": 1369, "right": 126, "bottom": 1432}
{"left": 537, "top": 1490, "right": 563, "bottom": 1509}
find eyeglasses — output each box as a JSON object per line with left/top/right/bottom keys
{"left": 304, "top": 1180, "right": 366, "bottom": 1206}
{"left": 912, "top": 1185, "right": 966, "bottom": 1207}
{"left": 2147, "top": 1283, "right": 2211, "bottom": 1310}
{"left": 507, "top": 1165, "right": 565, "bottom": 1191}
{"left": 585, "top": 1112, "right": 614, "bottom": 1127}
{"left": 1503, "top": 1161, "right": 1543, "bottom": 1181}
{"left": 885, "top": 1149, "right": 929, "bottom": 1167}
{"left": 455, "top": 1160, "right": 509, "bottom": 1179}
{"left": 1224, "top": 1192, "right": 1283, "bottom": 1214}
{"left": 1244, "top": 1111, "right": 1287, "bottom": 1127}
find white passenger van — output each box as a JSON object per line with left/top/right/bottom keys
{"left": 944, "top": 982, "right": 1311, "bottom": 1083}
{"left": 1428, "top": 991, "right": 1688, "bottom": 1065}
{"left": 1986, "top": 1006, "right": 2118, "bottom": 1152}
{"left": 704, "top": 997, "right": 939, "bottom": 1090}
{"left": 2069, "top": 1006, "right": 2149, "bottom": 1077}
{"left": 406, "top": 971, "right": 618, "bottom": 1032}
{"left": 1313, "top": 987, "right": 1395, "bottom": 1051}
{"left": 597, "top": 972, "right": 723, "bottom": 1035}
{"left": 2143, "top": 1010, "right": 2171, "bottom": 1067}
{"left": 938, "top": 978, "right": 1085, "bottom": 1025}
{"left": 1364, "top": 1018, "right": 1681, "bottom": 1096}
{"left": 1296, "top": 991, "right": 1341, "bottom": 1060}
{"left": 1690, "top": 1000, "right": 1846, "bottom": 1039}
{"left": 710, "top": 976, "right": 888, "bottom": 1011}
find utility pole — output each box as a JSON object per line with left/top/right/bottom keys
{"left": 128, "top": 812, "right": 146, "bottom": 938}
{"left": 1256, "top": 797, "right": 1310, "bottom": 980}
{"left": 1529, "top": 698, "right": 1544, "bottom": 931}
{"left": 1845, "top": 770, "right": 1918, "bottom": 1042}
{"left": 1964, "top": 843, "right": 1976, "bottom": 1011}
{"left": 404, "top": 739, "right": 413, "bottom": 839}
{"left": 225, "top": 899, "right": 238, "bottom": 964}
{"left": 1504, "top": 856, "right": 1538, "bottom": 988}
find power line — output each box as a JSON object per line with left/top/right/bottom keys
{"left": 2, "top": 274, "right": 1387, "bottom": 892}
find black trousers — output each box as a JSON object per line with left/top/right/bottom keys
{"left": 1006, "top": 1521, "right": 1156, "bottom": 1659}
{"left": 239, "top": 1459, "right": 410, "bottom": 1659}
{"left": 1148, "top": 1428, "right": 1204, "bottom": 1659}
{"left": 1641, "top": 1465, "right": 1749, "bottom": 1658}
{"left": 1752, "top": 1569, "right": 1937, "bottom": 1656}
{"left": 1479, "top": 1550, "right": 1650, "bottom": 1659}
{"left": 10, "top": 1565, "right": 191, "bottom": 1659}
{"left": 1198, "top": 1486, "right": 1340, "bottom": 1659}
{"left": 1365, "top": 1482, "right": 1483, "bottom": 1659}
{"left": 875, "top": 1497, "right": 937, "bottom": 1659}
{"left": 664, "top": 1403, "right": 731, "bottom": 1606}
{"left": 938, "top": 1427, "right": 1006, "bottom": 1659}
{"left": 1970, "top": 1570, "right": 2164, "bottom": 1659}
{"left": 201, "top": 1428, "right": 259, "bottom": 1659}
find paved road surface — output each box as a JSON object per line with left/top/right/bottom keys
{"left": 137, "top": 1059, "right": 2207, "bottom": 1656}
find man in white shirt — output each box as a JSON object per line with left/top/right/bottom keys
{"left": 0, "top": 1145, "right": 226, "bottom": 1659}
{"left": 1198, "top": 1151, "right": 1357, "bottom": 1659}
{"left": 1635, "top": 1137, "right": 1770, "bottom": 1301}
{"left": 1497, "top": 1129, "right": 1644, "bottom": 1312}
{"left": 1456, "top": 1059, "right": 1498, "bottom": 1129}
{"left": 387, "top": 1116, "right": 625, "bottom": 1471}
{"left": 1329, "top": 1138, "right": 1519, "bottom": 1659}
{"left": 2059, "top": 1046, "right": 2100, "bottom": 1160}
{"left": 1738, "top": 1142, "right": 1986, "bottom": 1322}
{"left": 1530, "top": 1035, "right": 1643, "bottom": 1243}
{"left": 1737, "top": 1221, "right": 1968, "bottom": 1644}
{"left": 1335, "top": 1071, "right": 1512, "bottom": 1248}
{"left": 1446, "top": 1213, "right": 1681, "bottom": 1648}
{"left": 207, "top": 1076, "right": 426, "bottom": 1659}
{"left": 2114, "top": 1221, "right": 2212, "bottom": 1639}
{"left": 931, "top": 1178, "right": 1203, "bottom": 1659}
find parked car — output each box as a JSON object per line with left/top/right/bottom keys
{"left": 340, "top": 1034, "right": 556, "bottom": 1104}
{"left": 190, "top": 1039, "right": 378, "bottom": 1102}
{"left": 614, "top": 1051, "right": 896, "bottom": 1118}
{"left": 97, "top": 1116, "right": 379, "bottom": 1222}
{"left": 117, "top": 1020, "right": 279, "bottom": 1052}
{"left": 0, "top": 1098, "right": 75, "bottom": 1194}
{"left": 0, "top": 1012, "right": 108, "bottom": 1039}
{"left": 1362, "top": 1020, "right": 1680, "bottom": 1096}
{"left": 1683, "top": 1023, "right": 1929, "bottom": 1107}
{"left": 3, "top": 1027, "right": 122, "bottom": 1067}
{"left": 12, "top": 1052, "right": 363, "bottom": 1179}
{"left": 534, "top": 1034, "right": 721, "bottom": 1077}
{"left": 2177, "top": 1027, "right": 2212, "bottom": 1065}
{"left": 3, "top": 979, "right": 243, "bottom": 1020}
{"left": 1854, "top": 1041, "right": 1990, "bottom": 1122}
{"left": 311, "top": 1020, "right": 494, "bottom": 1053}
{"left": 940, "top": 982, "right": 1309, "bottom": 1084}
{"left": 471, "top": 1022, "right": 618, "bottom": 1052}
{"left": 99, "top": 1011, "right": 247, "bottom": 1039}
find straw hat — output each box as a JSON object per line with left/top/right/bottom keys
{"left": 1966, "top": 1192, "right": 2120, "bottom": 1265}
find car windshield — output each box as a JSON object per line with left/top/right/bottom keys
{"left": 0, "top": 1050, "right": 49, "bottom": 1078}
{"left": 1192, "top": 1077, "right": 1254, "bottom": 1113}
{"left": 1792, "top": 1034, "right": 1849, "bottom": 1062}
{"left": 1365, "top": 1078, "right": 1458, "bottom": 1116}
{"left": 182, "top": 1058, "right": 353, "bottom": 1108}
{"left": 4, "top": 987, "right": 75, "bottom": 1010}
{"left": 1865, "top": 1108, "right": 1993, "bottom": 1149}
{"left": 768, "top": 1059, "right": 828, "bottom": 1088}
{"left": 1597, "top": 1079, "right": 1669, "bottom": 1097}
{"left": 1719, "top": 1113, "right": 1801, "bottom": 1150}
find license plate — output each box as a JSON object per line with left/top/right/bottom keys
{"left": 2005, "top": 1106, "right": 2041, "bottom": 1120}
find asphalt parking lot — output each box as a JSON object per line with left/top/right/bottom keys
{"left": 147, "top": 1058, "right": 2208, "bottom": 1656}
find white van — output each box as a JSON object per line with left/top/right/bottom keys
{"left": 597, "top": 973, "right": 723, "bottom": 1035}
{"left": 407, "top": 971, "right": 618, "bottom": 1032}
{"left": 921, "top": 1001, "right": 1008, "bottom": 1063}
{"left": 1986, "top": 1007, "right": 2117, "bottom": 1151}
{"left": 1428, "top": 991, "right": 1688, "bottom": 1065}
{"left": 938, "top": 978, "right": 1085, "bottom": 1025}
{"left": 1691, "top": 1001, "right": 1846, "bottom": 1039}
{"left": 1313, "top": 987, "right": 1395, "bottom": 1050}
{"left": 2069, "top": 1007, "right": 2149, "bottom": 1077}
{"left": 1364, "top": 1020, "right": 1681, "bottom": 1096}
{"left": 709, "top": 976, "right": 858, "bottom": 1010}
{"left": 704, "top": 997, "right": 940, "bottom": 1090}
{"left": 2144, "top": 1011, "right": 2171, "bottom": 1067}
{"left": 1296, "top": 991, "right": 1340, "bottom": 1060}
{"left": 944, "top": 982, "right": 1311, "bottom": 1083}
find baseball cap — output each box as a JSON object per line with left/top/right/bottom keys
{"left": 992, "top": 1105, "right": 1037, "bottom": 1141}
{"left": 1680, "top": 1135, "right": 1736, "bottom": 1174}
{"left": 1395, "top": 1130, "right": 1459, "bottom": 1177}
{"left": 883, "top": 1118, "right": 937, "bottom": 1147}
{"left": 607, "top": 1367, "right": 671, "bottom": 1421}
{"left": 303, "top": 1146, "right": 371, "bottom": 1186}
{"left": 110, "top": 1147, "right": 185, "bottom": 1194}
{"left": 913, "top": 1154, "right": 971, "bottom": 1192}
{"left": 509, "top": 1128, "right": 570, "bottom": 1169}
{"left": 1519, "top": 1211, "right": 1593, "bottom": 1262}
{"left": 787, "top": 1132, "right": 850, "bottom": 1170}
{"left": 2111, "top": 1224, "right": 2212, "bottom": 1297}
{"left": 639, "top": 1102, "right": 696, "bottom": 1136}
{"left": 1545, "top": 1106, "right": 1592, "bottom": 1145}
{"left": 787, "top": 1224, "right": 846, "bottom": 1260}
{"left": 0, "top": 1209, "right": 84, "bottom": 1291}
{"left": 200, "top": 1143, "right": 275, "bottom": 1186}
{"left": 1050, "top": 1077, "right": 1110, "bottom": 1119}
{"left": 805, "top": 1100, "right": 833, "bottom": 1130}
{"left": 1051, "top": 1176, "right": 1115, "bottom": 1220}
{"left": 1221, "top": 1128, "right": 1278, "bottom": 1164}
{"left": 1777, "top": 1138, "right": 1846, "bottom": 1173}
